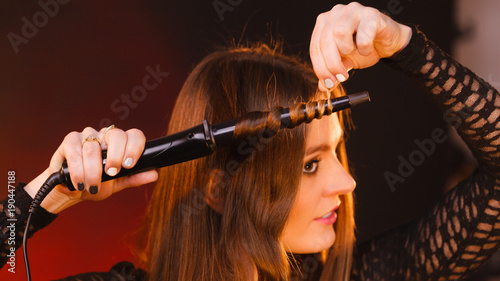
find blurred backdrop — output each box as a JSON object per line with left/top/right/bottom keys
{"left": 0, "top": 0, "right": 498, "bottom": 280}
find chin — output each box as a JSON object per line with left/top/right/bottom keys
{"left": 290, "top": 229, "right": 337, "bottom": 254}
{"left": 315, "top": 228, "right": 336, "bottom": 251}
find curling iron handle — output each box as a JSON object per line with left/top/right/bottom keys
{"left": 61, "top": 121, "right": 216, "bottom": 191}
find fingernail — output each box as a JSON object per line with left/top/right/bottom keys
{"left": 335, "top": 74, "right": 347, "bottom": 83}
{"left": 124, "top": 158, "right": 133, "bottom": 168}
{"left": 77, "top": 182, "right": 85, "bottom": 191}
{"left": 107, "top": 167, "right": 118, "bottom": 176}
{"left": 89, "top": 185, "right": 98, "bottom": 194}
{"left": 325, "top": 78, "right": 334, "bottom": 89}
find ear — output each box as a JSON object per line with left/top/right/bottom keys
{"left": 205, "top": 169, "right": 225, "bottom": 214}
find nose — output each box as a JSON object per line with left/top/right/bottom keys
{"left": 322, "top": 157, "right": 356, "bottom": 196}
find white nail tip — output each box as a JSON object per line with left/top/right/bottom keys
{"left": 325, "top": 78, "right": 334, "bottom": 88}
{"left": 335, "top": 74, "right": 346, "bottom": 82}
{"left": 124, "top": 158, "right": 133, "bottom": 167}
{"left": 107, "top": 167, "right": 118, "bottom": 176}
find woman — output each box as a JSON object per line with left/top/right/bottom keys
{"left": 2, "top": 2, "right": 499, "bottom": 280}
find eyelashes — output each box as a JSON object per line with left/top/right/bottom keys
{"left": 303, "top": 159, "right": 320, "bottom": 174}
{"left": 302, "top": 141, "right": 343, "bottom": 175}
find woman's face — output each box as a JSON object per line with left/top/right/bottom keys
{"left": 281, "top": 114, "right": 356, "bottom": 253}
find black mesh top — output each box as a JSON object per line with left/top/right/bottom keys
{"left": 351, "top": 25, "right": 500, "bottom": 281}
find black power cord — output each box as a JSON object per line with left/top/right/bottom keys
{"left": 24, "top": 171, "right": 63, "bottom": 281}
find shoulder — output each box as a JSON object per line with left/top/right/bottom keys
{"left": 55, "top": 261, "right": 147, "bottom": 281}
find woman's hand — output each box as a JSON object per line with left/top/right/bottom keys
{"left": 310, "top": 2, "right": 412, "bottom": 90}
{"left": 24, "top": 126, "right": 158, "bottom": 213}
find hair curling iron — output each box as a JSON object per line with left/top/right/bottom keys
{"left": 23, "top": 91, "right": 369, "bottom": 280}
{"left": 30, "top": 91, "right": 370, "bottom": 210}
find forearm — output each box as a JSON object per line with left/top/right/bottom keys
{"left": 352, "top": 25, "right": 500, "bottom": 280}
{"left": 0, "top": 183, "right": 58, "bottom": 269}
{"left": 384, "top": 24, "right": 500, "bottom": 175}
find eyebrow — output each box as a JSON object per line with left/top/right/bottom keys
{"left": 305, "top": 144, "right": 332, "bottom": 156}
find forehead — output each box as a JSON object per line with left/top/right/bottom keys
{"left": 305, "top": 114, "right": 343, "bottom": 148}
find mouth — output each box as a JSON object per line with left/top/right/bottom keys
{"left": 314, "top": 204, "right": 340, "bottom": 225}
{"left": 319, "top": 210, "right": 334, "bottom": 219}
{"left": 318, "top": 205, "right": 339, "bottom": 219}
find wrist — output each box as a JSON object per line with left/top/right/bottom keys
{"left": 389, "top": 24, "right": 412, "bottom": 59}
{"left": 25, "top": 168, "right": 81, "bottom": 214}
{"left": 41, "top": 189, "right": 81, "bottom": 214}
{"left": 398, "top": 24, "right": 413, "bottom": 53}
{"left": 24, "top": 168, "right": 52, "bottom": 198}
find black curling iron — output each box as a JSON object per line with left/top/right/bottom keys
{"left": 31, "top": 91, "right": 370, "bottom": 205}
{"left": 23, "top": 91, "right": 369, "bottom": 281}
{"left": 62, "top": 91, "right": 370, "bottom": 191}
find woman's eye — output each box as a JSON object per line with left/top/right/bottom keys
{"left": 303, "top": 160, "right": 319, "bottom": 174}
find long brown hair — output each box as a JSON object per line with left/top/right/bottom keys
{"left": 139, "top": 43, "right": 355, "bottom": 281}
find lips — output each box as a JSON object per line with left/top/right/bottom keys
{"left": 320, "top": 211, "right": 334, "bottom": 219}
{"left": 314, "top": 204, "right": 340, "bottom": 225}
{"left": 319, "top": 204, "right": 340, "bottom": 218}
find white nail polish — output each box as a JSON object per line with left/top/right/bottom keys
{"left": 107, "top": 167, "right": 118, "bottom": 176}
{"left": 124, "top": 158, "right": 133, "bottom": 167}
{"left": 325, "top": 78, "right": 334, "bottom": 89}
{"left": 335, "top": 74, "right": 346, "bottom": 83}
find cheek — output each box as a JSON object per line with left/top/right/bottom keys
{"left": 281, "top": 187, "right": 337, "bottom": 253}
{"left": 281, "top": 177, "right": 326, "bottom": 245}
{"left": 293, "top": 177, "right": 319, "bottom": 219}
{"left": 284, "top": 178, "right": 318, "bottom": 231}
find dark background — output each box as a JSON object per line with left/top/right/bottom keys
{"left": 0, "top": 0, "right": 497, "bottom": 280}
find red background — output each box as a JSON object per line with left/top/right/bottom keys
{"left": 0, "top": 1, "right": 182, "bottom": 279}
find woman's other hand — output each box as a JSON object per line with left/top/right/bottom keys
{"left": 310, "top": 2, "right": 412, "bottom": 90}
{"left": 24, "top": 126, "right": 158, "bottom": 213}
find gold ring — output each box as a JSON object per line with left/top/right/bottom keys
{"left": 102, "top": 124, "right": 118, "bottom": 139}
{"left": 82, "top": 135, "right": 101, "bottom": 146}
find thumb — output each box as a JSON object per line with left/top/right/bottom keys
{"left": 110, "top": 170, "right": 159, "bottom": 194}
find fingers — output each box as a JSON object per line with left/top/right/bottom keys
{"left": 81, "top": 127, "right": 103, "bottom": 194}
{"left": 311, "top": 3, "right": 358, "bottom": 88}
{"left": 51, "top": 131, "right": 85, "bottom": 191}
{"left": 355, "top": 8, "right": 380, "bottom": 56}
{"left": 310, "top": 2, "right": 390, "bottom": 89}
{"left": 122, "top": 128, "right": 146, "bottom": 168}
{"left": 328, "top": 4, "right": 359, "bottom": 57}
{"left": 50, "top": 127, "right": 103, "bottom": 193}
{"left": 78, "top": 169, "right": 158, "bottom": 202}
{"left": 110, "top": 170, "right": 158, "bottom": 195}
{"left": 101, "top": 128, "right": 127, "bottom": 177}
{"left": 50, "top": 126, "right": 147, "bottom": 196}
{"left": 310, "top": 11, "right": 344, "bottom": 90}
{"left": 102, "top": 128, "right": 146, "bottom": 175}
